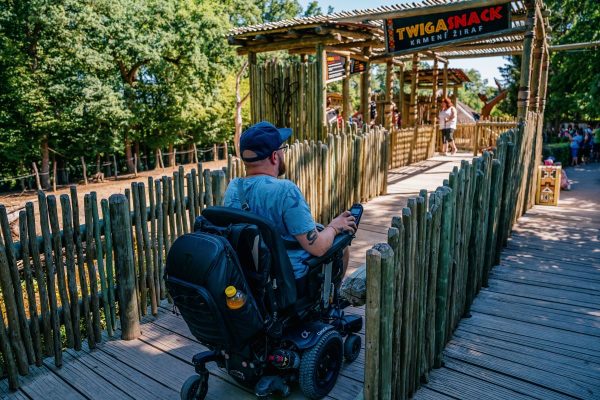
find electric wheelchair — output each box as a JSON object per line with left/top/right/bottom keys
{"left": 165, "top": 206, "right": 363, "bottom": 399}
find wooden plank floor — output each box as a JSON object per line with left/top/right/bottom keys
{"left": 414, "top": 162, "right": 600, "bottom": 400}
{"left": 0, "top": 153, "right": 473, "bottom": 399}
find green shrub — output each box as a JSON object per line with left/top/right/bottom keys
{"left": 542, "top": 142, "right": 570, "bottom": 166}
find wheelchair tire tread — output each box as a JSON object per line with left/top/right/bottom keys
{"left": 299, "top": 330, "right": 343, "bottom": 400}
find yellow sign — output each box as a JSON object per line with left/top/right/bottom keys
{"left": 536, "top": 166, "right": 561, "bottom": 206}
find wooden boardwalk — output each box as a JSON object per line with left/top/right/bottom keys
{"left": 414, "top": 163, "right": 600, "bottom": 400}
{"left": 0, "top": 153, "right": 471, "bottom": 399}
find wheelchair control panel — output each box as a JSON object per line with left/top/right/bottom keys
{"left": 349, "top": 203, "right": 363, "bottom": 227}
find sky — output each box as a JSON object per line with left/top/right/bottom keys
{"left": 298, "top": 0, "right": 507, "bottom": 86}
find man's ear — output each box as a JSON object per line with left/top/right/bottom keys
{"left": 269, "top": 152, "right": 278, "bottom": 165}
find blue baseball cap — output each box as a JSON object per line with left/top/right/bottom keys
{"left": 240, "top": 121, "right": 292, "bottom": 162}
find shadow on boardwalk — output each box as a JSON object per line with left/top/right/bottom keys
{"left": 414, "top": 163, "right": 600, "bottom": 400}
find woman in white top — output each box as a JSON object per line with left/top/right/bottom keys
{"left": 439, "top": 97, "right": 458, "bottom": 155}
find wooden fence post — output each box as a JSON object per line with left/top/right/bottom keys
{"left": 109, "top": 194, "right": 141, "bottom": 340}
{"left": 373, "top": 242, "right": 395, "bottom": 400}
{"left": 364, "top": 247, "right": 382, "bottom": 400}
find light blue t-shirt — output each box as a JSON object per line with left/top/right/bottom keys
{"left": 224, "top": 176, "right": 315, "bottom": 278}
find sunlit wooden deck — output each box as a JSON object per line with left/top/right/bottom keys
{"left": 413, "top": 163, "right": 600, "bottom": 400}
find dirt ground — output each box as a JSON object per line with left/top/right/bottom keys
{"left": 1, "top": 160, "right": 228, "bottom": 240}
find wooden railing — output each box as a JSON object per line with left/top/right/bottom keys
{"left": 389, "top": 125, "right": 436, "bottom": 169}
{"left": 362, "top": 112, "right": 542, "bottom": 400}
{"left": 0, "top": 127, "right": 388, "bottom": 390}
{"left": 454, "top": 121, "right": 518, "bottom": 154}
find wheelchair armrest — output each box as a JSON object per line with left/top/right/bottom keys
{"left": 303, "top": 233, "right": 353, "bottom": 269}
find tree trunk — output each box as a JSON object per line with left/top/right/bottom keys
{"left": 134, "top": 141, "right": 141, "bottom": 171}
{"left": 168, "top": 144, "right": 175, "bottom": 167}
{"left": 125, "top": 135, "right": 135, "bottom": 173}
{"left": 40, "top": 137, "right": 51, "bottom": 189}
{"left": 235, "top": 61, "right": 250, "bottom": 158}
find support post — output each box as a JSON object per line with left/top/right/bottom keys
{"left": 343, "top": 56, "right": 351, "bottom": 128}
{"left": 316, "top": 43, "right": 327, "bottom": 139}
{"left": 517, "top": 1, "right": 537, "bottom": 120}
{"left": 442, "top": 62, "right": 448, "bottom": 99}
{"left": 408, "top": 53, "right": 420, "bottom": 164}
{"left": 398, "top": 64, "right": 405, "bottom": 128}
{"left": 384, "top": 61, "right": 393, "bottom": 130}
{"left": 109, "top": 194, "right": 141, "bottom": 340}
{"left": 360, "top": 47, "right": 372, "bottom": 127}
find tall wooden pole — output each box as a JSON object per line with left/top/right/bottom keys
{"left": 248, "top": 52, "right": 257, "bottom": 124}
{"left": 409, "top": 53, "right": 419, "bottom": 126}
{"left": 408, "top": 53, "right": 420, "bottom": 164}
{"left": 517, "top": 1, "right": 537, "bottom": 120}
{"left": 538, "top": 47, "right": 550, "bottom": 113}
{"left": 442, "top": 62, "right": 448, "bottom": 99}
{"left": 431, "top": 59, "right": 439, "bottom": 154}
{"left": 343, "top": 56, "right": 351, "bottom": 126}
{"left": 316, "top": 44, "right": 327, "bottom": 139}
{"left": 385, "top": 61, "right": 393, "bottom": 130}
{"left": 398, "top": 64, "right": 405, "bottom": 128}
{"left": 528, "top": 38, "right": 543, "bottom": 113}
{"left": 431, "top": 58, "right": 439, "bottom": 124}
{"left": 361, "top": 47, "right": 372, "bottom": 127}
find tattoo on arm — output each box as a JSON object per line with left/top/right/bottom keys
{"left": 306, "top": 229, "right": 318, "bottom": 245}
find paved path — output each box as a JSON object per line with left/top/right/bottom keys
{"left": 413, "top": 163, "right": 600, "bottom": 400}
{"left": 0, "top": 152, "right": 471, "bottom": 399}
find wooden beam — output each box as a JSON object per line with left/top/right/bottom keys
{"left": 315, "top": 26, "right": 376, "bottom": 41}
{"left": 385, "top": 61, "right": 393, "bottom": 129}
{"left": 550, "top": 40, "right": 600, "bottom": 52}
{"left": 343, "top": 58, "right": 351, "bottom": 124}
{"left": 408, "top": 53, "right": 420, "bottom": 164}
{"left": 336, "top": 0, "right": 513, "bottom": 23}
{"left": 236, "top": 33, "right": 341, "bottom": 55}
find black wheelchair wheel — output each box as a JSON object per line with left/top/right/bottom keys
{"left": 299, "top": 330, "right": 343, "bottom": 399}
{"left": 343, "top": 334, "right": 361, "bottom": 363}
{"left": 180, "top": 374, "right": 208, "bottom": 400}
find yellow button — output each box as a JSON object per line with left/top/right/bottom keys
{"left": 225, "top": 286, "right": 237, "bottom": 297}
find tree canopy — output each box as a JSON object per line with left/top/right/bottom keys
{"left": 0, "top": 0, "right": 314, "bottom": 188}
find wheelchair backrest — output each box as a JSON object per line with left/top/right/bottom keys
{"left": 202, "top": 206, "right": 298, "bottom": 311}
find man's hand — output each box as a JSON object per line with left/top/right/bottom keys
{"left": 295, "top": 211, "right": 357, "bottom": 257}
{"left": 327, "top": 211, "right": 357, "bottom": 234}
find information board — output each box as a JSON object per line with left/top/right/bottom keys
{"left": 326, "top": 53, "right": 346, "bottom": 82}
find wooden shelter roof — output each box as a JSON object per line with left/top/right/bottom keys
{"left": 229, "top": 0, "right": 546, "bottom": 60}
{"left": 402, "top": 68, "right": 471, "bottom": 85}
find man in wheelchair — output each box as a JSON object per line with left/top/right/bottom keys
{"left": 165, "top": 122, "right": 363, "bottom": 400}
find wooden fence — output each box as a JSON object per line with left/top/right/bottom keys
{"left": 0, "top": 126, "right": 388, "bottom": 390}
{"left": 229, "top": 125, "right": 389, "bottom": 224}
{"left": 389, "top": 125, "right": 436, "bottom": 169}
{"left": 453, "top": 121, "right": 518, "bottom": 155}
{"left": 362, "top": 111, "right": 542, "bottom": 400}
{"left": 249, "top": 60, "right": 321, "bottom": 143}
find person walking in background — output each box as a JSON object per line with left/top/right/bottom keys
{"left": 439, "top": 97, "right": 458, "bottom": 155}
{"left": 569, "top": 130, "right": 580, "bottom": 166}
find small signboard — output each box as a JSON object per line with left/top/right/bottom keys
{"left": 326, "top": 53, "right": 346, "bottom": 82}
{"left": 350, "top": 59, "right": 367, "bottom": 75}
{"left": 536, "top": 165, "right": 561, "bottom": 206}
{"left": 384, "top": 3, "right": 511, "bottom": 55}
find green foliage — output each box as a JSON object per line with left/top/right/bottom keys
{"left": 544, "top": 0, "right": 600, "bottom": 123}
{"left": 498, "top": 1, "right": 600, "bottom": 124}
{"left": 0, "top": 0, "right": 312, "bottom": 187}
{"left": 542, "top": 142, "right": 570, "bottom": 166}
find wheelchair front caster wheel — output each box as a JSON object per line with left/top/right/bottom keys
{"left": 181, "top": 374, "right": 208, "bottom": 400}
{"left": 344, "top": 334, "right": 361, "bottom": 363}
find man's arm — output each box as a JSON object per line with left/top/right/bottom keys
{"left": 294, "top": 211, "right": 356, "bottom": 257}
